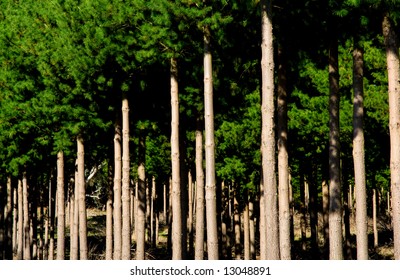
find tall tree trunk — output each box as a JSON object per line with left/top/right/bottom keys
{"left": 382, "top": 13, "right": 400, "bottom": 260}
{"left": 322, "top": 180, "right": 329, "bottom": 255}
{"left": 328, "top": 19, "right": 343, "bottom": 260}
{"left": 56, "top": 151, "right": 65, "bottom": 260}
{"left": 4, "top": 177, "right": 12, "bottom": 259}
{"left": 113, "top": 114, "right": 122, "bottom": 260}
{"left": 277, "top": 46, "right": 291, "bottom": 260}
{"left": 121, "top": 92, "right": 131, "bottom": 260}
{"left": 194, "top": 117, "right": 205, "bottom": 260}
{"left": 12, "top": 184, "right": 18, "bottom": 256}
{"left": 244, "top": 195, "right": 250, "bottom": 260}
{"left": 373, "top": 189, "right": 379, "bottom": 248}
{"left": 106, "top": 162, "right": 113, "bottom": 260}
{"left": 170, "top": 57, "right": 182, "bottom": 260}
{"left": 233, "top": 188, "right": 241, "bottom": 260}
{"left": 70, "top": 162, "right": 79, "bottom": 260}
{"left": 204, "top": 25, "right": 219, "bottom": 260}
{"left": 187, "top": 171, "right": 194, "bottom": 257}
{"left": 136, "top": 129, "right": 146, "bottom": 260}
{"left": 23, "top": 173, "right": 30, "bottom": 260}
{"left": 77, "top": 136, "right": 88, "bottom": 260}
{"left": 17, "top": 179, "right": 23, "bottom": 260}
{"left": 261, "top": 0, "right": 279, "bottom": 260}
{"left": 249, "top": 199, "right": 256, "bottom": 260}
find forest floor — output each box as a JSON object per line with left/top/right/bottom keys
{"left": 83, "top": 208, "right": 395, "bottom": 260}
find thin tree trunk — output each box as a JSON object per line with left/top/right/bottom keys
{"left": 277, "top": 46, "right": 291, "bottom": 260}
{"left": 5, "top": 177, "right": 12, "bottom": 259}
{"left": 328, "top": 18, "right": 343, "bottom": 260}
{"left": 57, "top": 151, "right": 65, "bottom": 260}
{"left": 151, "top": 177, "right": 156, "bottom": 247}
{"left": 17, "top": 179, "right": 23, "bottom": 260}
{"left": 383, "top": 13, "right": 400, "bottom": 260}
{"left": 70, "top": 162, "right": 79, "bottom": 260}
{"left": 106, "top": 163, "right": 113, "bottom": 260}
{"left": 113, "top": 114, "right": 122, "bottom": 260}
{"left": 322, "top": 180, "right": 329, "bottom": 254}
{"left": 136, "top": 133, "right": 146, "bottom": 260}
{"left": 121, "top": 92, "right": 131, "bottom": 260}
{"left": 244, "top": 196, "right": 250, "bottom": 260}
{"left": 12, "top": 184, "right": 18, "bottom": 256}
{"left": 23, "top": 173, "right": 30, "bottom": 260}
{"left": 194, "top": 118, "right": 205, "bottom": 260}
{"left": 300, "top": 173, "right": 307, "bottom": 251}
{"left": 171, "top": 57, "right": 182, "bottom": 260}
{"left": 249, "top": 199, "right": 256, "bottom": 260}
{"left": 188, "top": 171, "right": 194, "bottom": 257}
{"left": 77, "top": 136, "right": 88, "bottom": 260}
{"left": 233, "top": 188, "right": 241, "bottom": 260}
{"left": 261, "top": 0, "right": 279, "bottom": 260}
{"left": 204, "top": 25, "right": 219, "bottom": 260}
{"left": 373, "top": 189, "right": 378, "bottom": 248}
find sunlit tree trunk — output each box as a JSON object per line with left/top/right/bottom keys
{"left": 277, "top": 46, "right": 291, "bottom": 260}
{"left": 23, "top": 173, "right": 30, "bottom": 260}
{"left": 122, "top": 92, "right": 131, "bottom": 260}
{"left": 260, "top": 0, "right": 279, "bottom": 260}
{"left": 113, "top": 115, "right": 122, "bottom": 260}
{"left": 194, "top": 117, "right": 205, "bottom": 260}
{"left": 171, "top": 57, "right": 182, "bottom": 260}
{"left": 136, "top": 136, "right": 146, "bottom": 260}
{"left": 383, "top": 13, "right": 400, "bottom": 260}
{"left": 70, "top": 162, "right": 79, "bottom": 260}
{"left": 17, "top": 179, "right": 23, "bottom": 260}
{"left": 77, "top": 136, "right": 88, "bottom": 260}
{"left": 204, "top": 25, "right": 219, "bottom": 260}
{"left": 57, "top": 151, "right": 65, "bottom": 260}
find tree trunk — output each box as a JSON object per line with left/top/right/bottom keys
{"left": 233, "top": 189, "right": 241, "bottom": 260}
{"left": 328, "top": 17, "right": 343, "bottom": 260}
{"left": 77, "top": 136, "right": 88, "bottom": 260}
{"left": 113, "top": 114, "right": 122, "bottom": 260}
{"left": 56, "top": 151, "right": 65, "bottom": 260}
{"left": 249, "top": 199, "right": 256, "bottom": 260}
{"left": 188, "top": 171, "right": 194, "bottom": 257}
{"left": 322, "top": 180, "right": 329, "bottom": 254}
{"left": 170, "top": 57, "right": 182, "bottom": 260}
{"left": 300, "top": 173, "right": 307, "bottom": 251}
{"left": 17, "top": 179, "right": 23, "bottom": 260}
{"left": 121, "top": 92, "right": 131, "bottom": 260}
{"left": 70, "top": 162, "right": 79, "bottom": 260}
{"left": 383, "top": 13, "right": 400, "bottom": 260}
{"left": 136, "top": 132, "right": 146, "bottom": 260}
{"left": 12, "top": 184, "right": 18, "bottom": 256}
{"left": 277, "top": 46, "right": 291, "bottom": 260}
{"left": 194, "top": 117, "right": 205, "bottom": 260}
{"left": 23, "top": 173, "right": 30, "bottom": 260}
{"left": 244, "top": 196, "right": 250, "bottom": 260}
{"left": 260, "top": 0, "right": 279, "bottom": 260}
{"left": 106, "top": 163, "right": 113, "bottom": 260}
{"left": 373, "top": 189, "right": 378, "bottom": 248}
{"left": 4, "top": 177, "right": 12, "bottom": 259}
{"left": 204, "top": 25, "right": 219, "bottom": 260}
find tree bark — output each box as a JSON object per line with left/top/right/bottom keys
{"left": 136, "top": 131, "right": 146, "bottom": 260}
{"left": 261, "top": 0, "right": 279, "bottom": 260}
{"left": 121, "top": 92, "right": 131, "bottom": 260}
{"left": 383, "top": 13, "right": 400, "bottom": 260}
{"left": 17, "top": 179, "right": 23, "bottom": 260}
{"left": 171, "top": 57, "right": 182, "bottom": 260}
{"left": 113, "top": 114, "right": 122, "bottom": 260}
{"left": 373, "top": 189, "right": 378, "bottom": 248}
{"left": 70, "top": 162, "right": 79, "bottom": 260}
{"left": 328, "top": 20, "right": 343, "bottom": 260}
{"left": 194, "top": 117, "right": 205, "bottom": 260}
{"left": 277, "top": 46, "right": 291, "bottom": 260}
{"left": 56, "top": 151, "right": 65, "bottom": 260}
{"left": 23, "top": 173, "right": 30, "bottom": 260}
{"left": 204, "top": 24, "right": 219, "bottom": 260}
{"left": 77, "top": 136, "right": 88, "bottom": 260}
{"left": 106, "top": 163, "right": 113, "bottom": 260}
